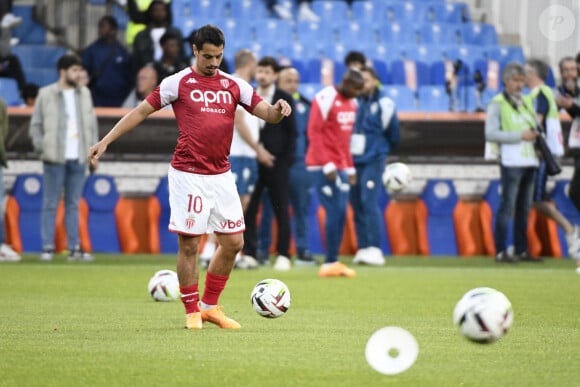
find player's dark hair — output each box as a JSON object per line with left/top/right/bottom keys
{"left": 257, "top": 56, "right": 279, "bottom": 72}
{"left": 344, "top": 50, "right": 366, "bottom": 67}
{"left": 57, "top": 54, "right": 81, "bottom": 71}
{"left": 193, "top": 24, "right": 225, "bottom": 49}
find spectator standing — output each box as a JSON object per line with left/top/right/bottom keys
{"left": 29, "top": 55, "right": 99, "bottom": 262}
{"left": 117, "top": 0, "right": 171, "bottom": 46}
{"left": 122, "top": 65, "right": 158, "bottom": 108}
{"left": 306, "top": 69, "right": 364, "bottom": 277}
{"left": 153, "top": 31, "right": 188, "bottom": 82}
{"left": 242, "top": 56, "right": 296, "bottom": 271}
{"left": 88, "top": 25, "right": 292, "bottom": 330}
{"left": 0, "top": 97, "right": 21, "bottom": 262}
{"left": 21, "top": 83, "right": 38, "bottom": 107}
{"left": 132, "top": 1, "right": 184, "bottom": 75}
{"left": 350, "top": 66, "right": 400, "bottom": 266}
{"left": 485, "top": 62, "right": 539, "bottom": 263}
{"left": 258, "top": 66, "right": 317, "bottom": 265}
{"left": 555, "top": 56, "right": 580, "bottom": 273}
{"left": 525, "top": 59, "right": 580, "bottom": 258}
{"left": 82, "top": 16, "right": 132, "bottom": 107}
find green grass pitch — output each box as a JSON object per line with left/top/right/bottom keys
{"left": 1, "top": 255, "right": 579, "bottom": 387}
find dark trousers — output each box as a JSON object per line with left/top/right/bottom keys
{"left": 569, "top": 156, "right": 580, "bottom": 212}
{"left": 243, "top": 161, "right": 291, "bottom": 258}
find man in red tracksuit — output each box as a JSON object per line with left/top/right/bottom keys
{"left": 305, "top": 69, "right": 364, "bottom": 278}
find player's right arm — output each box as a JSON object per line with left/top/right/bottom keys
{"left": 88, "top": 100, "right": 156, "bottom": 168}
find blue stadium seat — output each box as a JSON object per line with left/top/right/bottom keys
{"left": 228, "top": 0, "right": 269, "bottom": 19}
{"left": 149, "top": 176, "right": 178, "bottom": 253}
{"left": 336, "top": 21, "right": 378, "bottom": 46}
{"left": 305, "top": 58, "right": 346, "bottom": 84}
{"left": 82, "top": 175, "right": 122, "bottom": 253}
{"left": 487, "top": 45, "right": 525, "bottom": 65}
{"left": 311, "top": 0, "right": 349, "bottom": 21}
{"left": 12, "top": 45, "right": 67, "bottom": 70}
{"left": 419, "top": 179, "right": 459, "bottom": 255}
{"left": 190, "top": 0, "right": 228, "bottom": 20}
{"left": 390, "top": 59, "right": 430, "bottom": 89}
{"left": 387, "top": 2, "right": 430, "bottom": 23}
{"left": 213, "top": 18, "right": 254, "bottom": 52}
{"left": 9, "top": 173, "right": 43, "bottom": 252}
{"left": 351, "top": 1, "right": 386, "bottom": 25}
{"left": 362, "top": 42, "right": 404, "bottom": 64}
{"left": 461, "top": 23, "right": 498, "bottom": 46}
{"left": 319, "top": 41, "right": 350, "bottom": 63}
{"left": 254, "top": 18, "right": 293, "bottom": 41}
{"left": 382, "top": 85, "right": 417, "bottom": 111}
{"left": 472, "top": 58, "right": 503, "bottom": 92}
{"left": 378, "top": 22, "right": 417, "bottom": 45}
{"left": 112, "top": 3, "right": 129, "bottom": 29}
{"left": 298, "top": 82, "right": 324, "bottom": 102}
{"left": 370, "top": 59, "right": 390, "bottom": 84}
{"left": 12, "top": 5, "right": 46, "bottom": 44}
{"left": 296, "top": 20, "right": 335, "bottom": 46}
{"left": 0, "top": 78, "right": 23, "bottom": 106}
{"left": 455, "top": 86, "right": 495, "bottom": 112}
{"left": 24, "top": 68, "right": 58, "bottom": 87}
{"left": 418, "top": 23, "right": 460, "bottom": 45}
{"left": 418, "top": 85, "right": 450, "bottom": 112}
{"left": 551, "top": 180, "right": 580, "bottom": 257}
{"left": 431, "top": 2, "right": 468, "bottom": 23}
{"left": 429, "top": 60, "right": 447, "bottom": 86}
{"left": 405, "top": 44, "right": 445, "bottom": 65}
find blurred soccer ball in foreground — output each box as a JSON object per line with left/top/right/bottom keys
{"left": 453, "top": 287, "right": 513, "bottom": 343}
{"left": 148, "top": 269, "right": 180, "bottom": 302}
{"left": 250, "top": 279, "right": 291, "bottom": 318}
{"left": 382, "top": 162, "right": 412, "bottom": 193}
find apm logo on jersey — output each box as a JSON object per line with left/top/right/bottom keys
{"left": 190, "top": 88, "right": 232, "bottom": 114}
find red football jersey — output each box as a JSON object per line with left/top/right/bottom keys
{"left": 305, "top": 86, "right": 357, "bottom": 170}
{"left": 147, "top": 67, "right": 263, "bottom": 175}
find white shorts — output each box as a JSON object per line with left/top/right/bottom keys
{"left": 167, "top": 166, "right": 245, "bottom": 235}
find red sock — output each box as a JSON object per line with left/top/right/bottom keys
{"left": 201, "top": 272, "right": 229, "bottom": 306}
{"left": 180, "top": 284, "right": 199, "bottom": 314}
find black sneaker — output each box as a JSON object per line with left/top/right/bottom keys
{"left": 495, "top": 251, "right": 518, "bottom": 263}
{"left": 68, "top": 248, "right": 95, "bottom": 262}
{"left": 295, "top": 251, "right": 317, "bottom": 266}
{"left": 517, "top": 252, "right": 543, "bottom": 263}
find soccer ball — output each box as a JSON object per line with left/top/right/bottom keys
{"left": 250, "top": 279, "right": 291, "bottom": 318}
{"left": 453, "top": 287, "right": 513, "bottom": 343}
{"left": 382, "top": 162, "right": 412, "bottom": 193}
{"left": 148, "top": 269, "right": 180, "bottom": 302}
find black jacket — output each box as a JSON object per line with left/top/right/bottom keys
{"left": 260, "top": 88, "right": 297, "bottom": 165}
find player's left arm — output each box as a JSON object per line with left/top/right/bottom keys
{"left": 252, "top": 99, "right": 292, "bottom": 124}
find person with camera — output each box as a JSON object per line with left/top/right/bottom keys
{"left": 485, "top": 62, "right": 540, "bottom": 263}
{"left": 525, "top": 59, "right": 580, "bottom": 258}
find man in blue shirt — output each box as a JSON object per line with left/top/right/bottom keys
{"left": 351, "top": 66, "right": 400, "bottom": 265}
{"left": 82, "top": 16, "right": 132, "bottom": 107}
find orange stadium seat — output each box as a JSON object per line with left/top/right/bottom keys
{"left": 385, "top": 200, "right": 420, "bottom": 255}
{"left": 453, "top": 200, "right": 485, "bottom": 256}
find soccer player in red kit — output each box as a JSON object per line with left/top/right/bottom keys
{"left": 88, "top": 25, "right": 292, "bottom": 330}
{"left": 305, "top": 69, "right": 364, "bottom": 278}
